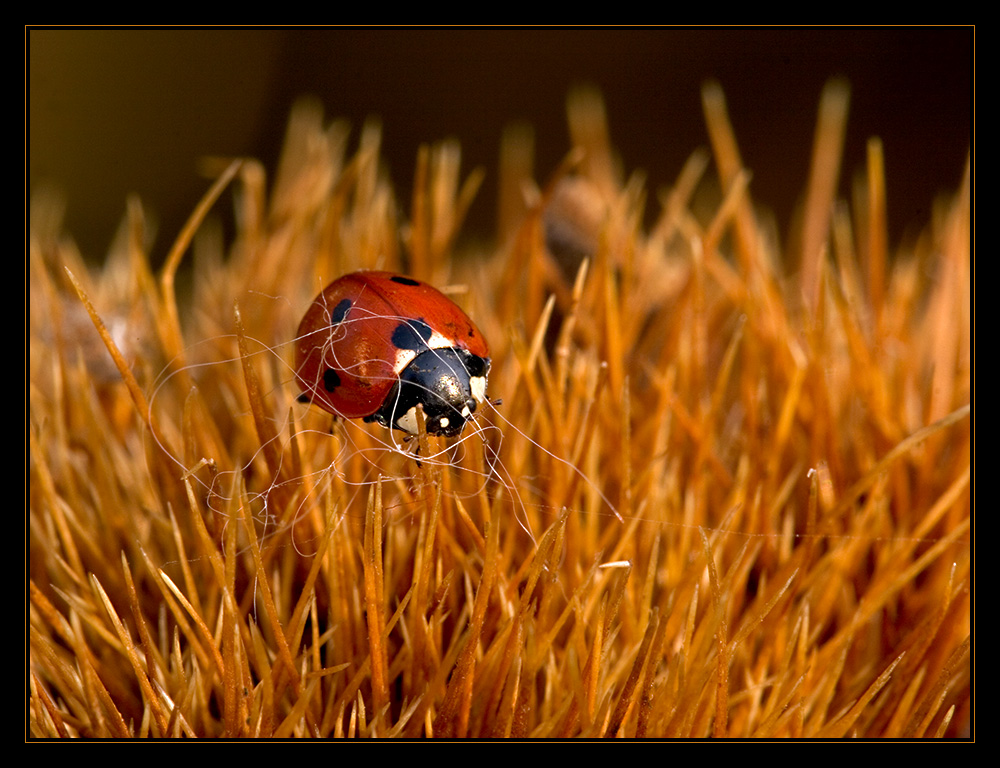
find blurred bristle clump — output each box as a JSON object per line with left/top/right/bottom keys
{"left": 28, "top": 81, "right": 970, "bottom": 739}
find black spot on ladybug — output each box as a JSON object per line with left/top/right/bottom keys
{"left": 330, "top": 298, "right": 352, "bottom": 327}
{"left": 323, "top": 367, "right": 342, "bottom": 392}
{"left": 389, "top": 275, "right": 421, "bottom": 287}
{"left": 391, "top": 319, "right": 434, "bottom": 352}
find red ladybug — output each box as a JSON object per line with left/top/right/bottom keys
{"left": 295, "top": 271, "right": 491, "bottom": 437}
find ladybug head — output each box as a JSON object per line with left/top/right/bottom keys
{"left": 366, "top": 348, "right": 490, "bottom": 437}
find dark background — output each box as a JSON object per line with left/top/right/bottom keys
{"left": 28, "top": 28, "right": 972, "bottom": 264}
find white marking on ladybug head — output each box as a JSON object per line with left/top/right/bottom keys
{"left": 470, "top": 375, "right": 487, "bottom": 404}
{"left": 396, "top": 406, "right": 420, "bottom": 435}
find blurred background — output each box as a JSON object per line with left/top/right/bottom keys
{"left": 28, "top": 27, "right": 971, "bottom": 265}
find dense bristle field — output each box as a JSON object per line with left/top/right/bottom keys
{"left": 28, "top": 83, "right": 970, "bottom": 738}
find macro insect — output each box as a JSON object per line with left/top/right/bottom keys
{"left": 295, "top": 271, "right": 491, "bottom": 437}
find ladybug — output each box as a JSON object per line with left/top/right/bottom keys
{"left": 295, "top": 271, "right": 491, "bottom": 437}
